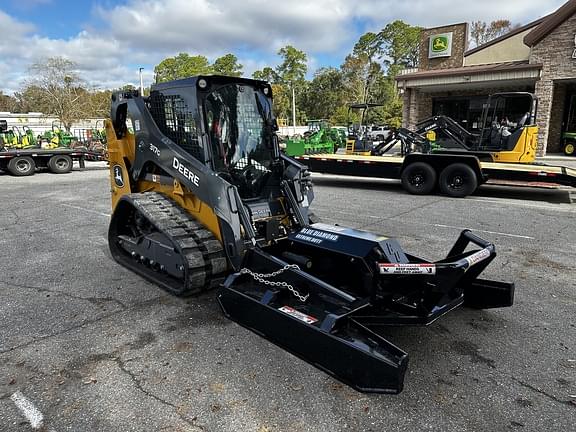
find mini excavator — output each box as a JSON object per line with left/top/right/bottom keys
{"left": 106, "top": 76, "right": 515, "bottom": 394}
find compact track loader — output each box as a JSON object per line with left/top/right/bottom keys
{"left": 106, "top": 76, "right": 515, "bottom": 394}
{"left": 379, "top": 92, "right": 539, "bottom": 163}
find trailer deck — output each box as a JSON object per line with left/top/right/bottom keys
{"left": 294, "top": 153, "right": 576, "bottom": 193}
{"left": 0, "top": 148, "right": 104, "bottom": 176}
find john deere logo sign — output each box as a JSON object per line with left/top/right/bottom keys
{"left": 432, "top": 36, "right": 448, "bottom": 52}
{"left": 429, "top": 32, "right": 453, "bottom": 58}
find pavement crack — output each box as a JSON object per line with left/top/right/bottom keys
{"left": 387, "top": 199, "right": 444, "bottom": 220}
{"left": 512, "top": 377, "right": 574, "bottom": 408}
{"left": 0, "top": 297, "right": 162, "bottom": 356}
{"left": 9, "top": 209, "right": 20, "bottom": 224}
{"left": 0, "top": 279, "right": 128, "bottom": 309}
{"left": 114, "top": 357, "right": 204, "bottom": 431}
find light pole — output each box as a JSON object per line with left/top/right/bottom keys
{"left": 292, "top": 86, "right": 296, "bottom": 136}
{"left": 139, "top": 68, "right": 144, "bottom": 94}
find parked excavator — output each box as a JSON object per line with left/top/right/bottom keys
{"left": 105, "top": 75, "right": 515, "bottom": 394}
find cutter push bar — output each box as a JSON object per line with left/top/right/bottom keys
{"left": 219, "top": 227, "right": 514, "bottom": 394}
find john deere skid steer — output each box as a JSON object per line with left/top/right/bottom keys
{"left": 106, "top": 76, "right": 515, "bottom": 394}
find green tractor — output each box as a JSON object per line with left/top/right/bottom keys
{"left": 0, "top": 125, "right": 38, "bottom": 150}
{"left": 562, "top": 132, "right": 575, "bottom": 156}
{"left": 39, "top": 122, "right": 77, "bottom": 149}
{"left": 0, "top": 128, "right": 19, "bottom": 149}
{"left": 284, "top": 120, "right": 346, "bottom": 156}
{"left": 21, "top": 126, "right": 39, "bottom": 148}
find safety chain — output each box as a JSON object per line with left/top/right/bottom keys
{"left": 239, "top": 264, "right": 309, "bottom": 302}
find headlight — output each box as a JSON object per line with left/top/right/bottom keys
{"left": 198, "top": 78, "right": 208, "bottom": 89}
{"left": 263, "top": 87, "right": 269, "bottom": 95}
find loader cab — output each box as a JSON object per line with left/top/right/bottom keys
{"left": 477, "top": 92, "right": 538, "bottom": 161}
{"left": 201, "top": 80, "right": 276, "bottom": 199}
{"left": 148, "top": 76, "right": 278, "bottom": 200}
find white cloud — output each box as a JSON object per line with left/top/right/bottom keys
{"left": 0, "top": 0, "right": 569, "bottom": 94}
{"left": 96, "top": 0, "right": 353, "bottom": 54}
{"left": 354, "top": 0, "right": 566, "bottom": 29}
{"left": 0, "top": 10, "right": 35, "bottom": 54}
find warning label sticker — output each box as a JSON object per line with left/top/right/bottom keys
{"left": 278, "top": 306, "right": 318, "bottom": 324}
{"left": 379, "top": 263, "right": 436, "bottom": 275}
{"left": 464, "top": 249, "right": 491, "bottom": 267}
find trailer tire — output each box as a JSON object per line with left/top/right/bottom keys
{"left": 7, "top": 156, "right": 35, "bottom": 176}
{"left": 48, "top": 155, "right": 73, "bottom": 174}
{"left": 401, "top": 162, "right": 437, "bottom": 195}
{"left": 439, "top": 163, "right": 477, "bottom": 198}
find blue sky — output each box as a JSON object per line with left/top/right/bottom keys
{"left": 2, "top": 0, "right": 94, "bottom": 38}
{"left": 0, "top": 0, "right": 568, "bottom": 93}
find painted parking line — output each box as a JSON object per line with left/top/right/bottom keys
{"left": 62, "top": 203, "right": 111, "bottom": 218}
{"left": 469, "top": 196, "right": 576, "bottom": 212}
{"left": 10, "top": 391, "right": 56, "bottom": 431}
{"left": 312, "top": 207, "right": 535, "bottom": 240}
{"left": 426, "top": 223, "right": 535, "bottom": 240}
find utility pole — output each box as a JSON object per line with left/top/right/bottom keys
{"left": 139, "top": 68, "right": 144, "bottom": 94}
{"left": 292, "top": 86, "right": 296, "bottom": 136}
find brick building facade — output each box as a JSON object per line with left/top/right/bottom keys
{"left": 396, "top": 0, "right": 576, "bottom": 155}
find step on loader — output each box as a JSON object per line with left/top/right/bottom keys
{"left": 106, "top": 76, "right": 515, "bottom": 394}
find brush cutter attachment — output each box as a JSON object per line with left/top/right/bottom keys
{"left": 218, "top": 225, "right": 513, "bottom": 393}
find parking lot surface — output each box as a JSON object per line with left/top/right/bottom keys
{"left": 0, "top": 165, "right": 574, "bottom": 431}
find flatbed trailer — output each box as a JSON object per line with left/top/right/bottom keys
{"left": 0, "top": 148, "right": 99, "bottom": 176}
{"left": 294, "top": 153, "right": 576, "bottom": 198}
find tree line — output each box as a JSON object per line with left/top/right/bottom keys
{"left": 0, "top": 19, "right": 512, "bottom": 131}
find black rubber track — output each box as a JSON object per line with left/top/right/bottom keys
{"left": 109, "top": 192, "right": 228, "bottom": 296}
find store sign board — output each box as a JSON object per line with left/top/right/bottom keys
{"left": 429, "top": 32, "right": 453, "bottom": 58}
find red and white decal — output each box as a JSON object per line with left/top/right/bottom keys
{"left": 278, "top": 306, "right": 318, "bottom": 324}
{"left": 379, "top": 263, "right": 436, "bottom": 275}
{"left": 464, "top": 248, "right": 491, "bottom": 268}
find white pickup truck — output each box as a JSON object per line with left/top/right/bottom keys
{"left": 367, "top": 126, "right": 391, "bottom": 141}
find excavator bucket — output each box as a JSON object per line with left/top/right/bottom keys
{"left": 218, "top": 228, "right": 514, "bottom": 393}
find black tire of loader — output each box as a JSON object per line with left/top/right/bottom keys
{"left": 401, "top": 162, "right": 437, "bottom": 195}
{"left": 7, "top": 156, "right": 35, "bottom": 176}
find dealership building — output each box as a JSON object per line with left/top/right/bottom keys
{"left": 396, "top": 0, "right": 576, "bottom": 154}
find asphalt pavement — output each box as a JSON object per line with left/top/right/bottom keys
{"left": 0, "top": 164, "right": 574, "bottom": 431}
